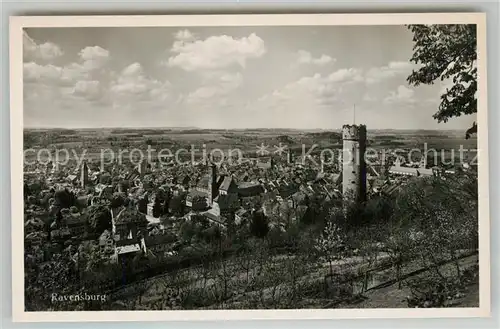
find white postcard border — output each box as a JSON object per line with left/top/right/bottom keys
{"left": 9, "top": 13, "right": 490, "bottom": 322}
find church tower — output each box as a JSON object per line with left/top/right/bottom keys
{"left": 207, "top": 162, "right": 217, "bottom": 206}
{"left": 80, "top": 160, "right": 89, "bottom": 188}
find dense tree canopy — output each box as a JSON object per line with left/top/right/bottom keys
{"left": 169, "top": 195, "right": 185, "bottom": 216}
{"left": 250, "top": 210, "right": 269, "bottom": 239}
{"left": 407, "top": 24, "right": 477, "bottom": 122}
{"left": 87, "top": 204, "right": 112, "bottom": 235}
{"left": 110, "top": 192, "right": 126, "bottom": 209}
{"left": 54, "top": 189, "right": 75, "bottom": 209}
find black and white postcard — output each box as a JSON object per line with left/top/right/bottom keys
{"left": 10, "top": 13, "right": 490, "bottom": 321}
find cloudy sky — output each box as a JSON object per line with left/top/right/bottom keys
{"left": 23, "top": 25, "right": 475, "bottom": 130}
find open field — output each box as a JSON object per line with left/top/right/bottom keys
{"left": 24, "top": 128, "right": 477, "bottom": 165}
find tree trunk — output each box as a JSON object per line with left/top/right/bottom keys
{"left": 396, "top": 262, "right": 402, "bottom": 289}
{"left": 451, "top": 250, "right": 461, "bottom": 277}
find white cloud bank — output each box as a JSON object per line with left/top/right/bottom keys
{"left": 166, "top": 31, "right": 266, "bottom": 71}
{"left": 23, "top": 31, "right": 63, "bottom": 61}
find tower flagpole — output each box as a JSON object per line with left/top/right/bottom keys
{"left": 353, "top": 104, "right": 356, "bottom": 125}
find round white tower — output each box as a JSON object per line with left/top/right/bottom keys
{"left": 342, "top": 124, "right": 367, "bottom": 202}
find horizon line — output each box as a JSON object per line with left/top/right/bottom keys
{"left": 23, "top": 126, "right": 467, "bottom": 131}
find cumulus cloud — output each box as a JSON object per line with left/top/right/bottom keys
{"left": 23, "top": 44, "right": 110, "bottom": 87}
{"left": 79, "top": 46, "right": 109, "bottom": 61}
{"left": 186, "top": 72, "right": 243, "bottom": 105}
{"left": 24, "top": 40, "right": 119, "bottom": 118}
{"left": 255, "top": 67, "right": 364, "bottom": 113}
{"left": 328, "top": 68, "right": 363, "bottom": 83}
{"left": 384, "top": 85, "right": 416, "bottom": 104}
{"left": 296, "top": 50, "right": 335, "bottom": 66}
{"left": 112, "top": 63, "right": 150, "bottom": 94}
{"left": 72, "top": 80, "right": 101, "bottom": 100}
{"left": 366, "top": 61, "right": 418, "bottom": 84}
{"left": 293, "top": 74, "right": 333, "bottom": 95}
{"left": 24, "top": 62, "right": 62, "bottom": 83}
{"left": 174, "top": 29, "right": 195, "bottom": 41}
{"left": 78, "top": 46, "right": 110, "bottom": 71}
{"left": 166, "top": 31, "right": 266, "bottom": 71}
{"left": 120, "top": 62, "right": 142, "bottom": 77}
{"left": 218, "top": 72, "right": 243, "bottom": 91}
{"left": 23, "top": 31, "right": 63, "bottom": 61}
{"left": 167, "top": 31, "right": 259, "bottom": 107}
{"left": 61, "top": 63, "right": 90, "bottom": 83}
{"left": 240, "top": 65, "right": 376, "bottom": 127}
{"left": 23, "top": 62, "right": 90, "bottom": 86}
{"left": 110, "top": 62, "right": 172, "bottom": 103}
{"left": 246, "top": 75, "right": 340, "bottom": 128}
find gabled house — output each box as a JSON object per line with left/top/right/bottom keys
{"left": 66, "top": 174, "right": 78, "bottom": 185}
{"left": 237, "top": 181, "right": 265, "bottom": 198}
{"left": 111, "top": 207, "right": 148, "bottom": 242}
{"left": 144, "top": 233, "right": 177, "bottom": 255}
